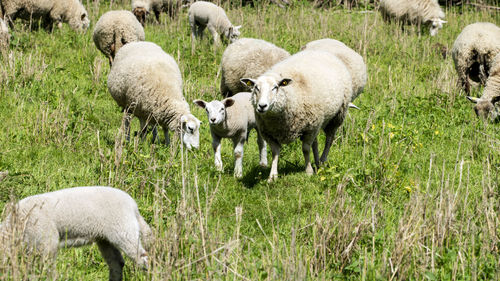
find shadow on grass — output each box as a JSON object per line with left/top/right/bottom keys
{"left": 240, "top": 160, "right": 306, "bottom": 189}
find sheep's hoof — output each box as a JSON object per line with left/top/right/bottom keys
{"left": 259, "top": 161, "right": 268, "bottom": 168}
{"left": 267, "top": 174, "right": 278, "bottom": 183}
{"left": 305, "top": 166, "right": 314, "bottom": 176}
{"left": 234, "top": 171, "right": 243, "bottom": 178}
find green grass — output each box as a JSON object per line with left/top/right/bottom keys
{"left": 1, "top": 1, "right": 499, "bottom": 280}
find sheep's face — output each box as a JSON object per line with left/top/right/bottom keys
{"left": 467, "top": 96, "right": 500, "bottom": 122}
{"left": 180, "top": 114, "right": 201, "bottom": 150}
{"left": 241, "top": 76, "right": 292, "bottom": 114}
{"left": 133, "top": 7, "right": 149, "bottom": 26}
{"left": 429, "top": 18, "right": 446, "bottom": 36}
{"left": 227, "top": 25, "right": 242, "bottom": 43}
{"left": 193, "top": 99, "right": 235, "bottom": 125}
{"left": 69, "top": 7, "right": 90, "bottom": 31}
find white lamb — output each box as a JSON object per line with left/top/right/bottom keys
{"left": 452, "top": 22, "right": 500, "bottom": 93}
{"left": 93, "top": 10, "right": 145, "bottom": 65}
{"left": 0, "top": 186, "right": 152, "bottom": 281}
{"left": 0, "top": 18, "right": 9, "bottom": 51}
{"left": 2, "top": 0, "right": 90, "bottom": 31}
{"left": 379, "top": 0, "right": 446, "bottom": 36}
{"left": 188, "top": 1, "right": 241, "bottom": 46}
{"left": 107, "top": 41, "right": 201, "bottom": 149}
{"left": 220, "top": 38, "right": 290, "bottom": 97}
{"left": 241, "top": 50, "right": 352, "bottom": 181}
{"left": 302, "top": 38, "right": 367, "bottom": 101}
{"left": 193, "top": 92, "right": 267, "bottom": 178}
{"left": 131, "top": 0, "right": 182, "bottom": 26}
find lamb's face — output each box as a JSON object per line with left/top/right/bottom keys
{"left": 429, "top": 18, "right": 446, "bottom": 36}
{"left": 241, "top": 76, "right": 292, "bottom": 114}
{"left": 180, "top": 114, "right": 201, "bottom": 150}
{"left": 228, "top": 26, "right": 242, "bottom": 43}
{"left": 69, "top": 7, "right": 90, "bottom": 31}
{"left": 467, "top": 96, "right": 500, "bottom": 122}
{"left": 133, "top": 7, "right": 149, "bottom": 26}
{"left": 193, "top": 99, "right": 235, "bottom": 125}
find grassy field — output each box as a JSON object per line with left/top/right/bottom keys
{"left": 0, "top": 1, "right": 499, "bottom": 280}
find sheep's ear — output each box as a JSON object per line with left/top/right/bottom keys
{"left": 180, "top": 115, "right": 188, "bottom": 123}
{"left": 278, "top": 78, "right": 292, "bottom": 87}
{"left": 439, "top": 19, "right": 447, "bottom": 24}
{"left": 193, "top": 99, "right": 207, "bottom": 109}
{"left": 234, "top": 25, "right": 242, "bottom": 30}
{"left": 491, "top": 96, "right": 500, "bottom": 104}
{"left": 348, "top": 103, "right": 360, "bottom": 110}
{"left": 241, "top": 78, "right": 256, "bottom": 88}
{"left": 223, "top": 98, "right": 235, "bottom": 108}
{"left": 466, "top": 96, "right": 479, "bottom": 104}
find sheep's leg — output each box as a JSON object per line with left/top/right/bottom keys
{"left": 320, "top": 117, "right": 342, "bottom": 164}
{"left": 154, "top": 10, "right": 160, "bottom": 23}
{"left": 207, "top": 25, "right": 220, "bottom": 47}
{"left": 162, "top": 126, "right": 170, "bottom": 146}
{"left": 97, "top": 240, "right": 125, "bottom": 281}
{"left": 139, "top": 119, "right": 149, "bottom": 140}
{"left": 312, "top": 138, "right": 320, "bottom": 168}
{"left": 268, "top": 142, "right": 281, "bottom": 182}
{"left": 212, "top": 132, "right": 223, "bottom": 171}
{"left": 123, "top": 112, "right": 133, "bottom": 142}
{"left": 232, "top": 136, "right": 245, "bottom": 178}
{"left": 301, "top": 134, "right": 316, "bottom": 176}
{"left": 257, "top": 131, "right": 267, "bottom": 167}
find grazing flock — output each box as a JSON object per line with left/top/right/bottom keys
{"left": 0, "top": 0, "right": 499, "bottom": 279}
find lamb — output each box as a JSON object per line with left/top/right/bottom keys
{"left": 193, "top": 92, "right": 267, "bottom": 178}
{"left": 0, "top": 186, "right": 152, "bottom": 281}
{"left": 467, "top": 52, "right": 500, "bottom": 122}
{"left": 302, "top": 38, "right": 367, "bottom": 101}
{"left": 379, "top": 0, "right": 446, "bottom": 36}
{"left": 93, "top": 10, "right": 145, "bottom": 65}
{"left": 451, "top": 22, "right": 500, "bottom": 93}
{"left": 220, "top": 38, "right": 290, "bottom": 97}
{"left": 1, "top": 0, "right": 90, "bottom": 31}
{"left": 107, "top": 41, "right": 201, "bottom": 149}
{"left": 132, "top": 0, "right": 182, "bottom": 26}
{"left": 188, "top": 1, "right": 241, "bottom": 46}
{"left": 0, "top": 18, "right": 9, "bottom": 51}
{"left": 241, "top": 50, "right": 352, "bottom": 181}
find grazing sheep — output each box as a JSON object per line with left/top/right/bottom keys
{"left": 0, "top": 18, "right": 9, "bottom": 51}
{"left": 1, "top": 0, "right": 90, "bottom": 31}
{"left": 0, "top": 186, "right": 152, "bottom": 281}
{"left": 93, "top": 10, "right": 145, "bottom": 65}
{"left": 379, "top": 0, "right": 446, "bottom": 36}
{"left": 241, "top": 50, "right": 352, "bottom": 181}
{"left": 452, "top": 22, "right": 500, "bottom": 93}
{"left": 107, "top": 41, "right": 201, "bottom": 149}
{"left": 193, "top": 92, "right": 267, "bottom": 178}
{"left": 302, "top": 38, "right": 367, "bottom": 101}
{"left": 188, "top": 1, "right": 241, "bottom": 46}
{"left": 220, "top": 38, "right": 290, "bottom": 97}
{"left": 132, "top": 0, "right": 182, "bottom": 26}
{"left": 467, "top": 53, "right": 500, "bottom": 122}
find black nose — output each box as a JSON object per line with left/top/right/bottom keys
{"left": 210, "top": 118, "right": 216, "bottom": 122}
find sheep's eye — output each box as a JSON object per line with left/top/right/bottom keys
{"left": 220, "top": 108, "right": 224, "bottom": 112}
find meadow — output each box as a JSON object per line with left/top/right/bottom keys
{"left": 0, "top": 1, "right": 499, "bottom": 280}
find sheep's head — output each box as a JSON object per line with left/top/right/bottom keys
{"left": 193, "top": 99, "right": 235, "bottom": 125}
{"left": 241, "top": 76, "right": 292, "bottom": 114}
{"left": 180, "top": 114, "right": 201, "bottom": 150}
{"left": 133, "top": 7, "right": 149, "bottom": 26}
{"left": 67, "top": 5, "right": 90, "bottom": 31}
{"left": 429, "top": 18, "right": 446, "bottom": 36}
{"left": 227, "top": 25, "right": 242, "bottom": 43}
{"left": 467, "top": 96, "right": 500, "bottom": 122}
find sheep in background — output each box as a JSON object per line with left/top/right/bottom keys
{"left": 0, "top": 18, "right": 9, "bottom": 51}
{"left": 93, "top": 10, "right": 145, "bottom": 65}
{"left": 188, "top": 1, "right": 241, "bottom": 47}
{"left": 452, "top": 22, "right": 500, "bottom": 93}
{"left": 467, "top": 53, "right": 500, "bottom": 122}
{"left": 194, "top": 92, "right": 267, "bottom": 178}
{"left": 2, "top": 0, "right": 90, "bottom": 31}
{"left": 107, "top": 41, "right": 201, "bottom": 149}
{"left": 379, "top": 0, "right": 446, "bottom": 36}
{"left": 220, "top": 38, "right": 290, "bottom": 97}
{"left": 0, "top": 186, "right": 152, "bottom": 281}
{"left": 241, "top": 50, "right": 352, "bottom": 182}
{"left": 132, "top": 0, "right": 183, "bottom": 26}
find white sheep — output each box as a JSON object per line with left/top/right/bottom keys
{"left": 93, "top": 10, "right": 145, "bottom": 65}
{"left": 379, "top": 0, "right": 446, "bottom": 36}
{"left": 452, "top": 22, "right": 500, "bottom": 93}
{"left": 467, "top": 52, "right": 500, "bottom": 122}
{"left": 193, "top": 92, "right": 267, "bottom": 178}
{"left": 132, "top": 0, "right": 182, "bottom": 26}
{"left": 0, "top": 18, "right": 9, "bottom": 51}
{"left": 0, "top": 186, "right": 152, "bottom": 281}
{"left": 107, "top": 41, "right": 201, "bottom": 149}
{"left": 2, "top": 0, "right": 90, "bottom": 31}
{"left": 188, "top": 1, "right": 241, "bottom": 46}
{"left": 220, "top": 38, "right": 290, "bottom": 97}
{"left": 241, "top": 50, "right": 352, "bottom": 181}
{"left": 302, "top": 38, "right": 367, "bottom": 101}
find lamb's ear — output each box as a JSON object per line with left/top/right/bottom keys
{"left": 439, "top": 19, "right": 447, "bottom": 24}
{"left": 234, "top": 25, "right": 242, "bottom": 30}
{"left": 467, "top": 96, "right": 479, "bottom": 104}
{"left": 278, "top": 78, "right": 292, "bottom": 87}
{"left": 348, "top": 103, "right": 360, "bottom": 110}
{"left": 193, "top": 99, "right": 207, "bottom": 109}
{"left": 491, "top": 96, "right": 500, "bottom": 104}
{"left": 241, "top": 78, "right": 256, "bottom": 88}
{"left": 223, "top": 98, "right": 235, "bottom": 108}
{"left": 180, "top": 115, "right": 188, "bottom": 124}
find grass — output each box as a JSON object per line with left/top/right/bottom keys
{"left": 0, "top": 1, "right": 499, "bottom": 280}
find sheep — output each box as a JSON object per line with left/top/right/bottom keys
{"left": 93, "top": 10, "right": 145, "bottom": 65}
{"left": 451, "top": 22, "right": 500, "bottom": 93}
{"left": 302, "top": 38, "right": 367, "bottom": 101}
{"left": 193, "top": 92, "right": 267, "bottom": 178}
{"left": 220, "top": 38, "right": 290, "bottom": 97}
{"left": 0, "top": 18, "right": 9, "bottom": 51}
{"left": 132, "top": 0, "right": 182, "bottom": 26}
{"left": 241, "top": 50, "right": 352, "bottom": 181}
{"left": 1, "top": 0, "right": 90, "bottom": 31}
{"left": 379, "top": 0, "right": 446, "bottom": 36}
{"left": 107, "top": 41, "right": 201, "bottom": 150}
{"left": 467, "top": 52, "right": 500, "bottom": 122}
{"left": 188, "top": 1, "right": 241, "bottom": 47}
{"left": 0, "top": 186, "right": 152, "bottom": 281}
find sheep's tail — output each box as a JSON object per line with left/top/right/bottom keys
{"left": 136, "top": 211, "right": 153, "bottom": 251}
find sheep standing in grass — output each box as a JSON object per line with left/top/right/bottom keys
{"left": 1, "top": 0, "right": 90, "bottom": 31}
{"left": 93, "top": 10, "right": 145, "bottom": 65}
{"left": 452, "top": 22, "right": 500, "bottom": 93}
{"left": 220, "top": 38, "right": 290, "bottom": 97}
{"left": 107, "top": 41, "right": 201, "bottom": 149}
{"left": 379, "top": 0, "right": 446, "bottom": 36}
{"left": 467, "top": 53, "right": 500, "bottom": 122}
{"left": 132, "top": 0, "right": 182, "bottom": 26}
{"left": 0, "top": 18, "right": 9, "bottom": 51}
{"left": 241, "top": 50, "right": 352, "bottom": 181}
{"left": 0, "top": 186, "right": 152, "bottom": 281}
{"left": 194, "top": 92, "right": 267, "bottom": 178}
{"left": 188, "top": 1, "right": 241, "bottom": 47}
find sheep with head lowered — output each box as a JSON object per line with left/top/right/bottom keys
{"left": 379, "top": 0, "right": 446, "bottom": 36}
{"left": 220, "top": 38, "right": 290, "bottom": 97}
{"left": 0, "top": 18, "right": 9, "bottom": 51}
{"left": 241, "top": 50, "right": 352, "bottom": 182}
{"left": 107, "top": 41, "right": 201, "bottom": 149}
{"left": 131, "top": 0, "right": 183, "bottom": 26}
{"left": 194, "top": 92, "right": 267, "bottom": 178}
{"left": 452, "top": 22, "right": 500, "bottom": 93}
{"left": 0, "top": 186, "right": 152, "bottom": 281}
